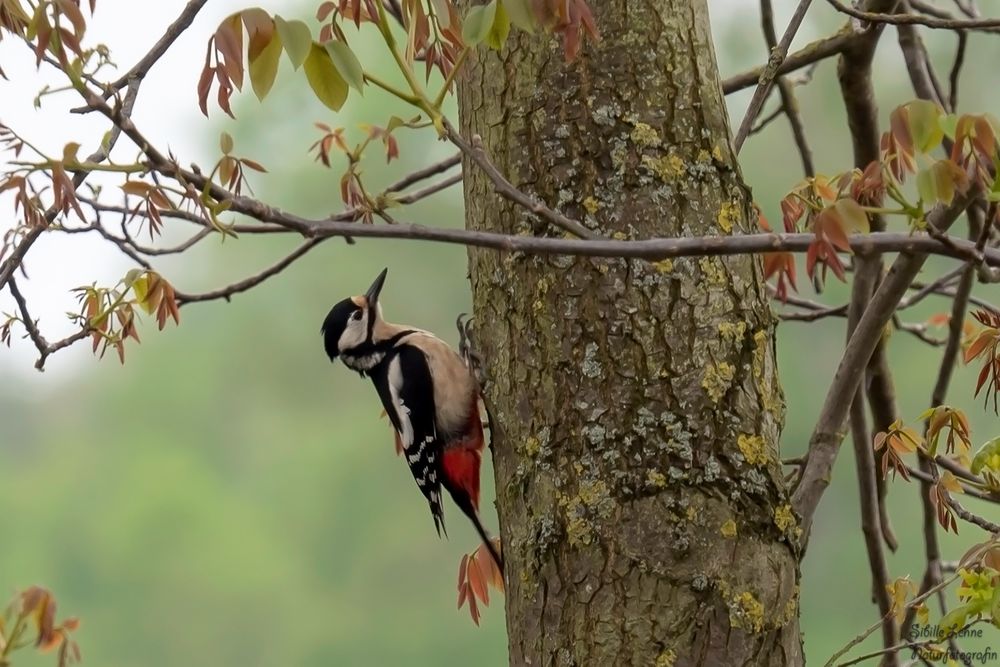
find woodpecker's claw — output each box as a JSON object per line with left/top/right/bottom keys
{"left": 456, "top": 314, "right": 492, "bottom": 410}
{"left": 456, "top": 313, "right": 484, "bottom": 375}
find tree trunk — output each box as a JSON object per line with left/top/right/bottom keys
{"left": 459, "top": 1, "right": 803, "bottom": 664}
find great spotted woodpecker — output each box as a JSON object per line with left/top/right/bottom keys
{"left": 321, "top": 268, "right": 502, "bottom": 570}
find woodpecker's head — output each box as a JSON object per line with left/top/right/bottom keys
{"left": 321, "top": 267, "right": 388, "bottom": 361}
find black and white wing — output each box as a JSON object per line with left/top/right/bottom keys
{"left": 371, "top": 344, "right": 447, "bottom": 535}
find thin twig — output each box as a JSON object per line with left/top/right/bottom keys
{"left": 733, "top": 0, "right": 815, "bottom": 153}
{"left": 107, "top": 1, "right": 210, "bottom": 93}
{"left": 793, "top": 189, "right": 977, "bottom": 537}
{"left": 836, "top": 619, "right": 992, "bottom": 667}
{"left": 823, "top": 571, "right": 962, "bottom": 667}
{"left": 759, "top": 0, "right": 816, "bottom": 175}
{"left": 8, "top": 277, "right": 48, "bottom": 353}
{"left": 8, "top": 278, "right": 91, "bottom": 371}
{"left": 723, "top": 30, "right": 854, "bottom": 94}
{"left": 826, "top": 0, "right": 1000, "bottom": 29}
{"left": 949, "top": 31, "right": 967, "bottom": 111}
{"left": 384, "top": 153, "right": 461, "bottom": 193}
{"left": 0, "top": 1, "right": 203, "bottom": 291}
{"left": 443, "top": 120, "right": 598, "bottom": 240}
{"left": 846, "top": 262, "right": 898, "bottom": 658}
{"left": 950, "top": 497, "right": 1000, "bottom": 533}
{"left": 175, "top": 239, "right": 323, "bottom": 305}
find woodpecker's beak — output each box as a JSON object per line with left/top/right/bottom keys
{"left": 365, "top": 267, "right": 388, "bottom": 307}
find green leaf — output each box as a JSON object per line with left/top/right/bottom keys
{"left": 462, "top": 1, "right": 497, "bottom": 46}
{"left": 132, "top": 275, "right": 156, "bottom": 314}
{"left": 937, "top": 605, "right": 969, "bottom": 640}
{"left": 304, "top": 42, "right": 348, "bottom": 112}
{"left": 62, "top": 141, "right": 80, "bottom": 163}
{"left": 219, "top": 131, "right": 234, "bottom": 155}
{"left": 274, "top": 16, "right": 312, "bottom": 70}
{"left": 249, "top": 30, "right": 282, "bottom": 100}
{"left": 939, "top": 113, "right": 959, "bottom": 140}
{"left": 485, "top": 0, "right": 511, "bottom": 50}
{"left": 834, "top": 198, "right": 869, "bottom": 233}
{"left": 918, "top": 159, "right": 964, "bottom": 206}
{"left": 502, "top": 0, "right": 535, "bottom": 31}
{"left": 908, "top": 100, "right": 943, "bottom": 153}
{"left": 971, "top": 437, "right": 1000, "bottom": 476}
{"left": 242, "top": 8, "right": 274, "bottom": 61}
{"left": 991, "top": 584, "right": 1000, "bottom": 627}
{"left": 916, "top": 166, "right": 936, "bottom": 205}
{"left": 324, "top": 40, "right": 365, "bottom": 93}
{"left": 123, "top": 268, "right": 144, "bottom": 288}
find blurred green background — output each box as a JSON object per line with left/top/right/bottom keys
{"left": 2, "top": 1, "right": 999, "bottom": 665}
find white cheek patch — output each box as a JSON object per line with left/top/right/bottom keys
{"left": 337, "top": 310, "right": 369, "bottom": 350}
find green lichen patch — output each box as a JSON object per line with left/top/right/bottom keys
{"left": 720, "top": 518, "right": 737, "bottom": 538}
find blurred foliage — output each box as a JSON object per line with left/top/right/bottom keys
{"left": 3, "top": 1, "right": 1000, "bottom": 665}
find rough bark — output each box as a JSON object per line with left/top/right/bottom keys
{"left": 458, "top": 1, "right": 803, "bottom": 664}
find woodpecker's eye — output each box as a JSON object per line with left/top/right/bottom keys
{"left": 351, "top": 310, "right": 363, "bottom": 322}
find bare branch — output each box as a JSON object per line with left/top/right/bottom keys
{"left": 845, "top": 262, "right": 898, "bottom": 657}
{"left": 838, "top": 0, "right": 906, "bottom": 560}
{"left": 758, "top": 0, "right": 816, "bottom": 175}
{"left": 949, "top": 31, "right": 967, "bottom": 110}
{"left": 175, "top": 239, "right": 323, "bottom": 305}
{"left": 793, "top": 189, "right": 977, "bottom": 536}
{"left": 107, "top": 0, "right": 210, "bottom": 93}
{"left": 8, "top": 278, "right": 91, "bottom": 371}
{"left": 733, "top": 0, "right": 815, "bottom": 153}
{"left": 384, "top": 153, "right": 461, "bottom": 193}
{"left": 825, "top": 0, "right": 1000, "bottom": 29}
{"left": 836, "top": 619, "right": 993, "bottom": 667}
{"left": 8, "top": 277, "right": 48, "bottom": 354}
{"left": 722, "top": 30, "right": 853, "bottom": 94}
{"left": 823, "top": 570, "right": 962, "bottom": 667}
{"left": 949, "top": 497, "right": 1000, "bottom": 533}
{"left": 443, "top": 120, "right": 598, "bottom": 240}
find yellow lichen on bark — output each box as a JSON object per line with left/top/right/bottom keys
{"left": 738, "top": 434, "right": 767, "bottom": 466}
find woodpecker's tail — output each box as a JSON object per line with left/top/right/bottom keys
{"left": 468, "top": 509, "right": 504, "bottom": 572}
{"left": 445, "top": 483, "right": 503, "bottom": 571}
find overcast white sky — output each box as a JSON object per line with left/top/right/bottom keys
{"left": 0, "top": 0, "right": 779, "bottom": 385}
